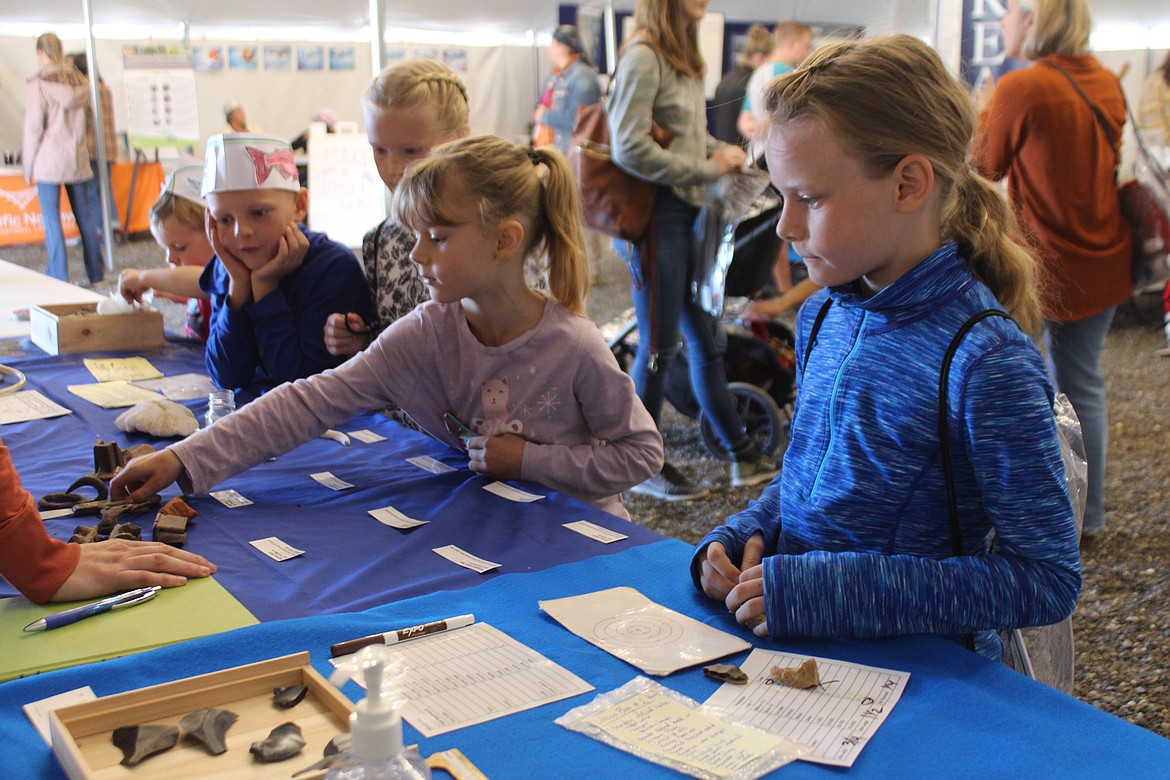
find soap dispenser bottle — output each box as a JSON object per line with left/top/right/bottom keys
{"left": 326, "top": 646, "right": 431, "bottom": 780}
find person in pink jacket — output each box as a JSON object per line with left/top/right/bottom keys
{"left": 21, "top": 32, "right": 105, "bottom": 285}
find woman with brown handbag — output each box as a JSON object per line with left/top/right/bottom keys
{"left": 607, "top": 0, "right": 778, "bottom": 501}
{"left": 974, "top": 0, "right": 1131, "bottom": 543}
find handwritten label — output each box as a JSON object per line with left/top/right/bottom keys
{"left": 564, "top": 520, "right": 628, "bottom": 543}
{"left": 369, "top": 505, "right": 428, "bottom": 529}
{"left": 349, "top": 428, "right": 387, "bottom": 443}
{"left": 432, "top": 545, "right": 500, "bottom": 573}
{"left": 209, "top": 489, "right": 253, "bottom": 508}
{"left": 407, "top": 456, "right": 456, "bottom": 474}
{"left": 249, "top": 537, "right": 304, "bottom": 562}
{"left": 311, "top": 471, "right": 354, "bottom": 490}
{"left": 587, "top": 687, "right": 789, "bottom": 777}
{"left": 704, "top": 649, "right": 909, "bottom": 767}
{"left": 83, "top": 357, "right": 162, "bottom": 382}
{"left": 0, "top": 390, "right": 72, "bottom": 425}
{"left": 483, "top": 481, "right": 545, "bottom": 503}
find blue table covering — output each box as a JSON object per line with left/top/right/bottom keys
{"left": 2, "top": 539, "right": 1167, "bottom": 778}
{"left": 0, "top": 338, "right": 663, "bottom": 619}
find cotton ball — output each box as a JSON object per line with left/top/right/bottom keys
{"left": 115, "top": 398, "right": 199, "bottom": 438}
{"left": 96, "top": 296, "right": 135, "bottom": 315}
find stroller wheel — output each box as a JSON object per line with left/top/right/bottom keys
{"left": 698, "top": 382, "right": 790, "bottom": 461}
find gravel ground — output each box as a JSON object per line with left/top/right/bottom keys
{"left": 6, "top": 234, "right": 1169, "bottom": 738}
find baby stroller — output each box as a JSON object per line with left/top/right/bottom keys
{"left": 608, "top": 172, "right": 796, "bottom": 460}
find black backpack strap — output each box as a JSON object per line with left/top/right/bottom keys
{"left": 800, "top": 297, "right": 834, "bottom": 375}
{"left": 938, "top": 309, "right": 1011, "bottom": 556}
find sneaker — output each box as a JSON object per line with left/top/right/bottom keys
{"left": 629, "top": 462, "right": 710, "bottom": 502}
{"left": 731, "top": 453, "right": 780, "bottom": 488}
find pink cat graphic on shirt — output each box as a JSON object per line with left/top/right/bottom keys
{"left": 472, "top": 378, "right": 524, "bottom": 436}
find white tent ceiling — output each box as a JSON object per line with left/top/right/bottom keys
{"left": 7, "top": 0, "right": 1167, "bottom": 41}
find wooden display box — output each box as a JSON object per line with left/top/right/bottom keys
{"left": 49, "top": 652, "right": 355, "bottom": 780}
{"left": 30, "top": 302, "right": 164, "bottom": 355}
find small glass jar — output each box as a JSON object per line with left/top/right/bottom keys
{"left": 204, "top": 389, "right": 236, "bottom": 427}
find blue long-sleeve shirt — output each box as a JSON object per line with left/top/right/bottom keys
{"left": 692, "top": 244, "right": 1081, "bottom": 660}
{"left": 200, "top": 227, "right": 372, "bottom": 395}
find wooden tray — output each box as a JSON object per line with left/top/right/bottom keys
{"left": 49, "top": 652, "right": 355, "bottom": 780}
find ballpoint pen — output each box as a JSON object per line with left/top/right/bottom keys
{"left": 331, "top": 614, "right": 475, "bottom": 657}
{"left": 22, "top": 586, "right": 161, "bottom": 632}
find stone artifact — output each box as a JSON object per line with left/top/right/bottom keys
{"left": 273, "top": 684, "right": 309, "bottom": 708}
{"left": 250, "top": 721, "right": 306, "bottom": 762}
{"left": 111, "top": 724, "right": 179, "bottom": 766}
{"left": 770, "top": 657, "right": 821, "bottom": 689}
{"left": 703, "top": 663, "right": 749, "bottom": 684}
{"left": 180, "top": 706, "right": 239, "bottom": 755}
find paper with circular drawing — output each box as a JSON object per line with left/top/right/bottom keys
{"left": 539, "top": 586, "right": 751, "bottom": 676}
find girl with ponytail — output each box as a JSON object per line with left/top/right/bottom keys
{"left": 113, "top": 136, "right": 662, "bottom": 522}
{"left": 693, "top": 34, "right": 1080, "bottom": 663}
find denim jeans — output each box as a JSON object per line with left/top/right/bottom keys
{"left": 1044, "top": 306, "right": 1116, "bottom": 532}
{"left": 38, "top": 179, "right": 104, "bottom": 284}
{"left": 616, "top": 188, "right": 751, "bottom": 458}
{"left": 86, "top": 159, "right": 118, "bottom": 235}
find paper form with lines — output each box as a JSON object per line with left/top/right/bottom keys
{"left": 703, "top": 648, "right": 909, "bottom": 767}
{"left": 336, "top": 621, "right": 593, "bottom": 737}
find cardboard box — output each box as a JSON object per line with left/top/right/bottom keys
{"left": 50, "top": 652, "right": 355, "bottom": 779}
{"left": 30, "top": 302, "right": 164, "bottom": 355}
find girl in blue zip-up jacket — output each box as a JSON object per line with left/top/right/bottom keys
{"left": 692, "top": 34, "right": 1081, "bottom": 661}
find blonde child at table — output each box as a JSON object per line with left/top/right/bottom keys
{"left": 0, "top": 436, "right": 214, "bottom": 604}
{"left": 323, "top": 58, "right": 468, "bottom": 358}
{"left": 197, "top": 132, "right": 371, "bottom": 394}
{"left": 693, "top": 35, "right": 1080, "bottom": 661}
{"left": 118, "top": 161, "right": 213, "bottom": 340}
{"left": 112, "top": 136, "right": 663, "bottom": 519}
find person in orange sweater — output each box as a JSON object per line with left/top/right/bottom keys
{"left": 973, "top": 0, "right": 1130, "bottom": 540}
{"left": 0, "top": 437, "right": 215, "bottom": 604}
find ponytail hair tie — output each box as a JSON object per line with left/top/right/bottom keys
{"left": 527, "top": 147, "right": 542, "bottom": 166}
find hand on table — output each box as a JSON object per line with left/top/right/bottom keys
{"left": 466, "top": 433, "right": 525, "bottom": 481}
{"left": 700, "top": 532, "right": 769, "bottom": 635}
{"left": 51, "top": 539, "right": 216, "bottom": 602}
{"left": 110, "top": 450, "right": 185, "bottom": 504}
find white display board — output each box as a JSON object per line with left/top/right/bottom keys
{"left": 123, "top": 70, "right": 200, "bottom": 149}
{"left": 307, "top": 127, "right": 386, "bottom": 249}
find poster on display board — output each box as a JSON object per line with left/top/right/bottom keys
{"left": 307, "top": 128, "right": 387, "bottom": 248}
{"left": 122, "top": 45, "right": 199, "bottom": 149}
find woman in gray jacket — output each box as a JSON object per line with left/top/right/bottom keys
{"left": 22, "top": 32, "right": 104, "bottom": 285}
{"left": 608, "top": 0, "right": 777, "bottom": 500}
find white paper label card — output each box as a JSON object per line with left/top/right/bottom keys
{"left": 250, "top": 536, "right": 305, "bottom": 561}
{"left": 0, "top": 390, "right": 72, "bottom": 425}
{"left": 703, "top": 648, "right": 910, "bottom": 767}
{"left": 540, "top": 587, "right": 751, "bottom": 677}
{"left": 369, "top": 505, "right": 428, "bottom": 529}
{"left": 433, "top": 545, "right": 501, "bottom": 573}
{"left": 23, "top": 687, "right": 96, "bottom": 746}
{"left": 483, "top": 481, "right": 545, "bottom": 503}
{"left": 311, "top": 471, "right": 354, "bottom": 490}
{"left": 407, "top": 455, "right": 456, "bottom": 474}
{"left": 350, "top": 428, "right": 387, "bottom": 443}
{"left": 209, "top": 489, "right": 253, "bottom": 508}
{"left": 564, "top": 520, "right": 628, "bottom": 543}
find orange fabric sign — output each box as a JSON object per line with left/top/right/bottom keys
{"left": 0, "top": 175, "right": 81, "bottom": 248}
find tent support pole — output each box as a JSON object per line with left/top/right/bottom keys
{"left": 81, "top": 0, "right": 115, "bottom": 270}
{"left": 370, "top": 0, "right": 385, "bottom": 76}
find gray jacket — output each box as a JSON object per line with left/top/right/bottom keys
{"left": 606, "top": 42, "right": 722, "bottom": 207}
